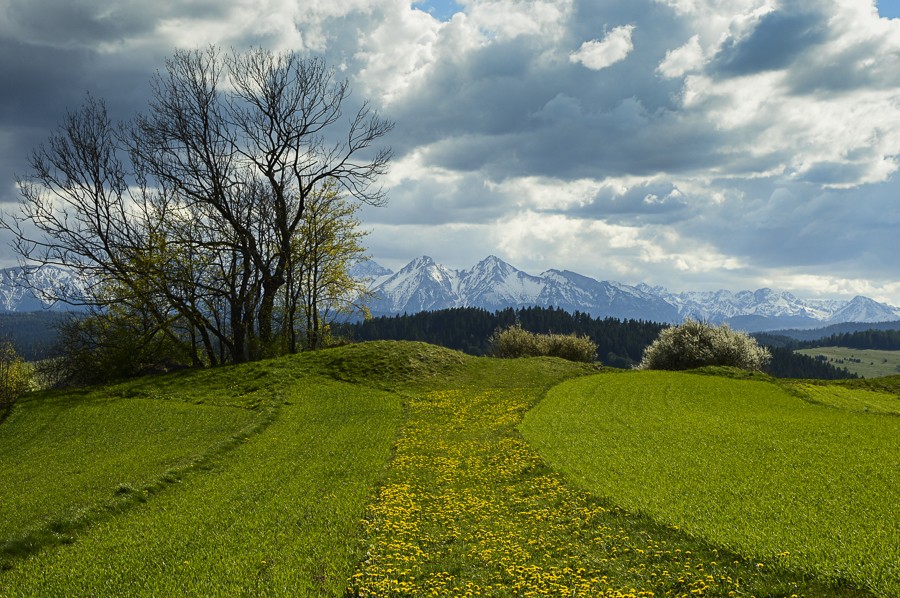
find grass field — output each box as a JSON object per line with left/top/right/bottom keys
{"left": 0, "top": 353, "right": 402, "bottom": 595}
{"left": 521, "top": 370, "right": 900, "bottom": 597}
{"left": 796, "top": 346, "right": 900, "bottom": 378}
{"left": 0, "top": 342, "right": 892, "bottom": 596}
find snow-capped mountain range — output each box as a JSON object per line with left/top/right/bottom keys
{"left": 0, "top": 266, "right": 90, "bottom": 312}
{"left": 2, "top": 259, "right": 898, "bottom": 332}
{"left": 354, "top": 256, "right": 900, "bottom": 331}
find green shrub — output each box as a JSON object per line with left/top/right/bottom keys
{"left": 0, "top": 341, "right": 31, "bottom": 418}
{"left": 51, "top": 311, "right": 192, "bottom": 387}
{"left": 638, "top": 319, "right": 770, "bottom": 371}
{"left": 489, "top": 325, "right": 596, "bottom": 363}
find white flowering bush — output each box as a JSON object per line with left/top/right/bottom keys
{"left": 638, "top": 319, "right": 771, "bottom": 371}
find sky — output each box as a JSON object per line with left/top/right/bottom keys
{"left": 0, "top": 1, "right": 899, "bottom": 305}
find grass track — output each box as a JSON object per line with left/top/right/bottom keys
{"left": 520, "top": 370, "right": 900, "bottom": 597}
{"left": 0, "top": 392, "right": 257, "bottom": 544}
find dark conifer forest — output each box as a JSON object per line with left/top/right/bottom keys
{"left": 339, "top": 306, "right": 858, "bottom": 378}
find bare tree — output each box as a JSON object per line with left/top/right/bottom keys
{"left": 1, "top": 46, "right": 392, "bottom": 366}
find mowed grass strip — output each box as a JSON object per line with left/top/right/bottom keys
{"left": 521, "top": 370, "right": 900, "bottom": 597}
{"left": 0, "top": 357, "right": 296, "bottom": 566}
{"left": 0, "top": 375, "right": 401, "bottom": 596}
{"left": 350, "top": 358, "right": 858, "bottom": 597}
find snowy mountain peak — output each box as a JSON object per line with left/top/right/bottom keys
{"left": 3, "top": 260, "right": 897, "bottom": 334}
{"left": 468, "top": 255, "right": 515, "bottom": 278}
{"left": 349, "top": 259, "right": 393, "bottom": 281}
{"left": 364, "top": 257, "right": 681, "bottom": 322}
{"left": 828, "top": 295, "right": 900, "bottom": 324}
{"left": 402, "top": 255, "right": 438, "bottom": 271}
{"left": 357, "top": 257, "right": 900, "bottom": 331}
{"left": 477, "top": 255, "right": 506, "bottom": 268}
{"left": 0, "top": 265, "right": 90, "bottom": 312}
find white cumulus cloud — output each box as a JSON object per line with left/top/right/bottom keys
{"left": 657, "top": 34, "right": 704, "bottom": 77}
{"left": 569, "top": 25, "right": 635, "bottom": 70}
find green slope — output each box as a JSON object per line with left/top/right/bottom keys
{"left": 796, "top": 347, "right": 900, "bottom": 378}
{"left": 520, "top": 370, "right": 900, "bottom": 597}
{"left": 0, "top": 376, "right": 401, "bottom": 596}
{"left": 0, "top": 342, "right": 886, "bottom": 596}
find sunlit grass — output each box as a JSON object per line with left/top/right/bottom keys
{"left": 0, "top": 388, "right": 259, "bottom": 555}
{"left": 795, "top": 347, "right": 900, "bottom": 378}
{"left": 0, "top": 375, "right": 401, "bottom": 596}
{"left": 350, "top": 359, "right": 858, "bottom": 597}
{"left": 0, "top": 342, "right": 886, "bottom": 596}
{"left": 521, "top": 370, "right": 899, "bottom": 597}
{"left": 793, "top": 382, "right": 900, "bottom": 414}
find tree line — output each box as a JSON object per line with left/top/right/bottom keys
{"left": 755, "top": 329, "right": 900, "bottom": 351}
{"left": 339, "top": 306, "right": 855, "bottom": 378}
{"left": 763, "top": 347, "right": 857, "bottom": 380}
{"left": 339, "top": 306, "right": 666, "bottom": 367}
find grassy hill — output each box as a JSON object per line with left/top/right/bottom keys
{"left": 0, "top": 341, "right": 894, "bottom": 596}
{"left": 522, "top": 369, "right": 900, "bottom": 598}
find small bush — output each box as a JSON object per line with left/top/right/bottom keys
{"left": 638, "top": 319, "right": 771, "bottom": 372}
{"left": 0, "top": 341, "right": 31, "bottom": 420}
{"left": 489, "top": 325, "right": 596, "bottom": 363}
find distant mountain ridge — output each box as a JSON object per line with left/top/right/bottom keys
{"left": 0, "top": 266, "right": 89, "bottom": 312}
{"left": 3, "top": 260, "right": 899, "bottom": 333}
{"left": 353, "top": 256, "right": 900, "bottom": 332}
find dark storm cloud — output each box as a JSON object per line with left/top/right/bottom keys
{"left": 683, "top": 180, "right": 900, "bottom": 279}
{"left": 0, "top": 42, "right": 155, "bottom": 205}
{"left": 0, "top": 40, "right": 90, "bottom": 121}
{"left": 416, "top": 93, "right": 726, "bottom": 181}
{"left": 363, "top": 171, "right": 513, "bottom": 226}
{"left": 563, "top": 181, "right": 691, "bottom": 225}
{"left": 2, "top": 0, "right": 231, "bottom": 49}
{"left": 712, "top": 9, "right": 828, "bottom": 76}
{"left": 382, "top": 0, "right": 714, "bottom": 182}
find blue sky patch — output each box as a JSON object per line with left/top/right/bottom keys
{"left": 415, "top": 0, "right": 462, "bottom": 21}
{"left": 878, "top": 0, "right": 900, "bottom": 19}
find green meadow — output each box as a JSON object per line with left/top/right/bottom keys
{"left": 0, "top": 341, "right": 895, "bottom": 596}
{"left": 521, "top": 369, "right": 900, "bottom": 598}
{"left": 795, "top": 347, "right": 900, "bottom": 378}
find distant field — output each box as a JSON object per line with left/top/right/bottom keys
{"left": 521, "top": 370, "right": 900, "bottom": 597}
{"left": 796, "top": 346, "right": 900, "bottom": 377}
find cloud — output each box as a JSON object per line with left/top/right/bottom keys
{"left": 657, "top": 34, "right": 703, "bottom": 77}
{"left": 569, "top": 25, "right": 635, "bottom": 70}
{"left": 711, "top": 8, "right": 828, "bottom": 76}
{"left": 2, "top": 0, "right": 900, "bottom": 304}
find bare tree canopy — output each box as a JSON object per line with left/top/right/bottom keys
{"left": 1, "top": 46, "right": 392, "bottom": 366}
